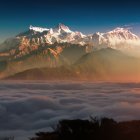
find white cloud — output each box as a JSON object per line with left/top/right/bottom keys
{"left": 0, "top": 81, "right": 140, "bottom": 139}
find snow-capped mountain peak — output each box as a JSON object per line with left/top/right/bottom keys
{"left": 106, "top": 27, "right": 139, "bottom": 40}
{"left": 55, "top": 23, "right": 72, "bottom": 33}
{"left": 29, "top": 25, "right": 49, "bottom": 32}
{"left": 109, "top": 27, "right": 129, "bottom": 33}
{"left": 1, "top": 24, "right": 140, "bottom": 58}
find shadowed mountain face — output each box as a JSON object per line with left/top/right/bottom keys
{"left": 0, "top": 43, "right": 87, "bottom": 78}
{"left": 6, "top": 48, "right": 140, "bottom": 81}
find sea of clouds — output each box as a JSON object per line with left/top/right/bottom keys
{"left": 0, "top": 81, "right": 140, "bottom": 139}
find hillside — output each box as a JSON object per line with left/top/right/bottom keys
{"left": 6, "top": 48, "right": 140, "bottom": 81}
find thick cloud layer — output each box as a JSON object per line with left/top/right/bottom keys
{"left": 0, "top": 81, "right": 140, "bottom": 139}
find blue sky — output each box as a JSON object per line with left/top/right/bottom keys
{"left": 0, "top": 0, "right": 140, "bottom": 42}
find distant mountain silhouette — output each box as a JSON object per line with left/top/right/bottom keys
{"left": 73, "top": 48, "right": 140, "bottom": 80}
{"left": 5, "top": 66, "right": 78, "bottom": 80}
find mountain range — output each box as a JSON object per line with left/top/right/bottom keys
{"left": 1, "top": 23, "right": 140, "bottom": 80}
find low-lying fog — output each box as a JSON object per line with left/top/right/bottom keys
{"left": 0, "top": 81, "right": 140, "bottom": 139}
